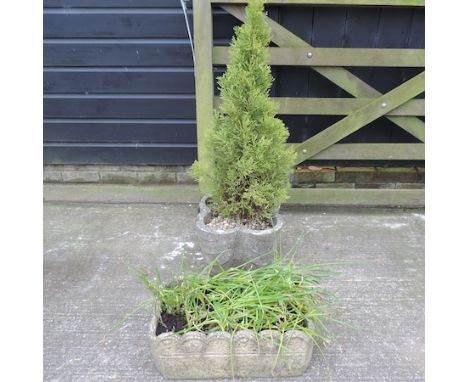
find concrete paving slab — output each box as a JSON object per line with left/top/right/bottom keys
{"left": 44, "top": 199, "right": 424, "bottom": 381}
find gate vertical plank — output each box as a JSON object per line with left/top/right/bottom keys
{"left": 194, "top": 0, "right": 214, "bottom": 182}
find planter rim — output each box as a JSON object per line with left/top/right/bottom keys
{"left": 198, "top": 195, "right": 284, "bottom": 236}
{"left": 149, "top": 299, "right": 314, "bottom": 378}
{"left": 149, "top": 303, "right": 313, "bottom": 348}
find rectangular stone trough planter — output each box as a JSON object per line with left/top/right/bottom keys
{"left": 149, "top": 304, "right": 314, "bottom": 379}
{"left": 195, "top": 195, "right": 284, "bottom": 267}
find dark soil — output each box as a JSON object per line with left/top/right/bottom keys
{"left": 155, "top": 303, "right": 307, "bottom": 336}
{"left": 156, "top": 311, "right": 187, "bottom": 335}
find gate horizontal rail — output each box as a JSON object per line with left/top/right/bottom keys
{"left": 213, "top": 47, "right": 425, "bottom": 67}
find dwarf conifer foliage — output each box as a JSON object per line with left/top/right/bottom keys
{"left": 192, "top": 0, "right": 296, "bottom": 223}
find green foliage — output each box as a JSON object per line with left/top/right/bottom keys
{"left": 138, "top": 253, "right": 338, "bottom": 343}
{"left": 192, "top": 0, "right": 296, "bottom": 223}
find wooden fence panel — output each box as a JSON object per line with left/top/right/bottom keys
{"left": 194, "top": 0, "right": 425, "bottom": 204}
{"left": 44, "top": 0, "right": 424, "bottom": 168}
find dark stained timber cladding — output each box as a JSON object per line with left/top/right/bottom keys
{"left": 44, "top": 42, "right": 194, "bottom": 67}
{"left": 43, "top": 2, "right": 424, "bottom": 164}
{"left": 284, "top": 115, "right": 343, "bottom": 144}
{"left": 408, "top": 8, "right": 425, "bottom": 49}
{"left": 44, "top": 96, "right": 195, "bottom": 119}
{"left": 305, "top": 6, "right": 353, "bottom": 144}
{"left": 311, "top": 6, "right": 347, "bottom": 47}
{"left": 303, "top": 3, "right": 352, "bottom": 150}
{"left": 342, "top": 7, "right": 380, "bottom": 97}
{"left": 342, "top": 7, "right": 391, "bottom": 143}
{"left": 377, "top": 7, "right": 414, "bottom": 49}
{"left": 343, "top": 7, "right": 381, "bottom": 48}
{"left": 44, "top": 12, "right": 193, "bottom": 39}
{"left": 265, "top": 6, "right": 280, "bottom": 96}
{"left": 44, "top": 69, "right": 195, "bottom": 94}
{"left": 44, "top": 1, "right": 192, "bottom": 8}
{"left": 373, "top": 7, "right": 421, "bottom": 143}
{"left": 44, "top": 11, "right": 237, "bottom": 39}
{"left": 43, "top": 145, "right": 197, "bottom": 165}
{"left": 43, "top": 1, "right": 198, "bottom": 164}
{"left": 44, "top": 121, "right": 197, "bottom": 144}
{"left": 311, "top": 6, "right": 348, "bottom": 99}
{"left": 275, "top": 7, "right": 312, "bottom": 144}
{"left": 213, "top": 10, "right": 242, "bottom": 40}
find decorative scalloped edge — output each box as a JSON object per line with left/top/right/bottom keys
{"left": 149, "top": 301, "right": 313, "bottom": 378}
{"left": 150, "top": 315, "right": 312, "bottom": 355}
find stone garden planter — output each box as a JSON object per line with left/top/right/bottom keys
{"left": 195, "top": 195, "right": 284, "bottom": 267}
{"left": 149, "top": 304, "right": 314, "bottom": 379}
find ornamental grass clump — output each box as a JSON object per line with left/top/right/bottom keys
{"left": 138, "top": 255, "right": 337, "bottom": 344}
{"left": 192, "top": 0, "right": 296, "bottom": 224}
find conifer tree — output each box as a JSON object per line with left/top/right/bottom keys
{"left": 192, "top": 0, "right": 296, "bottom": 223}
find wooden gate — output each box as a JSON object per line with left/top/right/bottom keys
{"left": 193, "top": 0, "right": 425, "bottom": 206}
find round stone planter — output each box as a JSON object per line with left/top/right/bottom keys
{"left": 195, "top": 195, "right": 284, "bottom": 266}
{"left": 149, "top": 305, "right": 314, "bottom": 379}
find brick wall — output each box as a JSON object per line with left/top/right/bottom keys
{"left": 292, "top": 165, "right": 425, "bottom": 189}
{"left": 44, "top": 165, "right": 424, "bottom": 189}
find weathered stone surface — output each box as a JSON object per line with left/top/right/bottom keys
{"left": 355, "top": 183, "right": 396, "bottom": 189}
{"left": 43, "top": 171, "right": 62, "bottom": 183}
{"left": 315, "top": 182, "right": 355, "bottom": 189}
{"left": 100, "top": 171, "right": 139, "bottom": 184}
{"left": 176, "top": 171, "right": 196, "bottom": 184}
{"left": 149, "top": 306, "right": 313, "bottom": 379}
{"left": 295, "top": 183, "right": 316, "bottom": 188}
{"left": 196, "top": 196, "right": 283, "bottom": 267}
{"left": 293, "top": 166, "right": 335, "bottom": 184}
{"left": 395, "top": 182, "right": 425, "bottom": 189}
{"left": 49, "top": 164, "right": 121, "bottom": 171}
{"left": 130, "top": 165, "right": 188, "bottom": 173}
{"left": 61, "top": 171, "right": 99, "bottom": 183}
{"left": 374, "top": 167, "right": 421, "bottom": 183}
{"left": 195, "top": 197, "right": 237, "bottom": 265}
{"left": 44, "top": 189, "right": 425, "bottom": 381}
{"left": 44, "top": 184, "right": 201, "bottom": 204}
{"left": 336, "top": 167, "right": 424, "bottom": 184}
{"left": 335, "top": 167, "right": 378, "bottom": 183}
{"left": 137, "top": 171, "right": 177, "bottom": 184}
{"left": 416, "top": 167, "right": 425, "bottom": 182}
{"left": 44, "top": 165, "right": 425, "bottom": 190}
